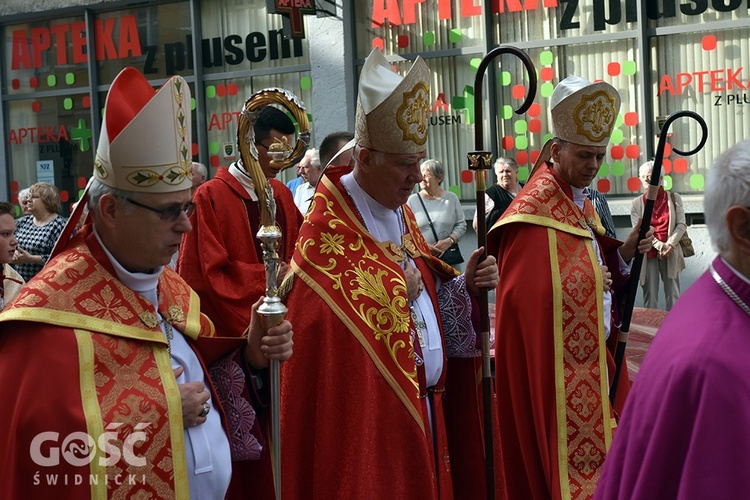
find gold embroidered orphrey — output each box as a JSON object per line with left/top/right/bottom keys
{"left": 573, "top": 89, "right": 617, "bottom": 143}
{"left": 397, "top": 81, "right": 429, "bottom": 146}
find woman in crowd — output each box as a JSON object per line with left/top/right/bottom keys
{"left": 18, "top": 188, "right": 32, "bottom": 216}
{"left": 13, "top": 182, "right": 67, "bottom": 282}
{"left": 631, "top": 160, "right": 687, "bottom": 310}
{"left": 408, "top": 159, "right": 467, "bottom": 269}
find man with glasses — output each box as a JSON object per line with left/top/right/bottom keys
{"left": 0, "top": 68, "right": 293, "bottom": 498}
{"left": 177, "top": 101, "right": 304, "bottom": 497}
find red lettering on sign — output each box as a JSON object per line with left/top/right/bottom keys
{"left": 710, "top": 69, "right": 725, "bottom": 92}
{"left": 50, "top": 24, "right": 71, "bottom": 65}
{"left": 437, "top": 0, "right": 452, "bottom": 19}
{"left": 372, "top": 0, "right": 403, "bottom": 26}
{"left": 95, "top": 18, "right": 118, "bottom": 61}
{"left": 6, "top": 125, "right": 69, "bottom": 144}
{"left": 402, "top": 0, "right": 427, "bottom": 24}
{"left": 119, "top": 15, "right": 143, "bottom": 58}
{"left": 71, "top": 22, "right": 87, "bottom": 64}
{"left": 676, "top": 72, "right": 692, "bottom": 94}
{"left": 11, "top": 30, "right": 31, "bottom": 70}
{"left": 461, "top": 0, "right": 482, "bottom": 16}
{"left": 658, "top": 75, "right": 676, "bottom": 96}
{"left": 432, "top": 93, "right": 450, "bottom": 113}
{"left": 31, "top": 27, "right": 51, "bottom": 68}
{"left": 492, "top": 0, "right": 558, "bottom": 14}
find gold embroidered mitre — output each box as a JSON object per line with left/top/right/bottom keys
{"left": 355, "top": 48, "right": 430, "bottom": 154}
{"left": 93, "top": 67, "right": 193, "bottom": 193}
{"left": 531, "top": 75, "right": 621, "bottom": 177}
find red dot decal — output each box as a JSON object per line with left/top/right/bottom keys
{"left": 210, "top": 155, "right": 221, "bottom": 167}
{"left": 608, "top": 62, "right": 621, "bottom": 77}
{"left": 624, "top": 112, "right": 638, "bottom": 127}
{"left": 663, "top": 142, "right": 672, "bottom": 157}
{"left": 674, "top": 158, "right": 689, "bottom": 174}
{"left": 662, "top": 159, "right": 672, "bottom": 174}
{"left": 531, "top": 150, "right": 540, "bottom": 163}
{"left": 516, "top": 151, "right": 529, "bottom": 165}
{"left": 192, "top": 143, "right": 199, "bottom": 156}
{"left": 228, "top": 83, "right": 238, "bottom": 96}
{"left": 11, "top": 79, "right": 20, "bottom": 90}
{"left": 82, "top": 96, "right": 91, "bottom": 108}
{"left": 372, "top": 38, "right": 385, "bottom": 50}
{"left": 529, "top": 119, "right": 542, "bottom": 133}
{"left": 501, "top": 136, "right": 514, "bottom": 150}
{"left": 626, "top": 145, "right": 640, "bottom": 159}
{"left": 397, "top": 35, "right": 409, "bottom": 48}
{"left": 627, "top": 177, "right": 641, "bottom": 192}
{"left": 541, "top": 67, "right": 554, "bottom": 82}
{"left": 10, "top": 181, "right": 19, "bottom": 191}
{"left": 60, "top": 191, "right": 69, "bottom": 202}
{"left": 528, "top": 103, "right": 541, "bottom": 117}
{"left": 610, "top": 145, "right": 624, "bottom": 160}
{"left": 30, "top": 77, "right": 38, "bottom": 88}
{"left": 78, "top": 177, "right": 87, "bottom": 188}
{"left": 461, "top": 170, "right": 474, "bottom": 183}
{"left": 217, "top": 85, "right": 226, "bottom": 97}
{"left": 31, "top": 102, "right": 41, "bottom": 113}
{"left": 702, "top": 35, "right": 717, "bottom": 51}
{"left": 597, "top": 179, "right": 611, "bottom": 194}
{"left": 512, "top": 85, "right": 525, "bottom": 100}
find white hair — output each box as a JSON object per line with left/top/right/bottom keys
{"left": 705, "top": 139, "right": 750, "bottom": 254}
{"left": 192, "top": 162, "right": 208, "bottom": 179}
{"left": 18, "top": 188, "right": 30, "bottom": 202}
{"left": 638, "top": 161, "right": 653, "bottom": 177}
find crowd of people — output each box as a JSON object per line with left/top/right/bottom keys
{"left": 0, "top": 48, "right": 742, "bottom": 500}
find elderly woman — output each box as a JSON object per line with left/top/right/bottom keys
{"left": 18, "top": 188, "right": 32, "bottom": 216}
{"left": 407, "top": 159, "right": 467, "bottom": 268}
{"left": 630, "top": 161, "right": 687, "bottom": 310}
{"left": 472, "top": 157, "right": 523, "bottom": 233}
{"left": 13, "top": 182, "right": 67, "bottom": 282}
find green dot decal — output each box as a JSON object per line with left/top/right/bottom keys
{"left": 514, "top": 120, "right": 528, "bottom": 135}
{"left": 47, "top": 75, "right": 57, "bottom": 87}
{"left": 518, "top": 166, "right": 530, "bottom": 181}
{"left": 615, "top": 114, "right": 624, "bottom": 127}
{"left": 423, "top": 32, "right": 435, "bottom": 46}
{"left": 541, "top": 82, "right": 554, "bottom": 98}
{"left": 515, "top": 136, "right": 528, "bottom": 149}
{"left": 623, "top": 61, "right": 637, "bottom": 76}
{"left": 501, "top": 105, "right": 513, "bottom": 120}
{"left": 612, "top": 161, "right": 625, "bottom": 177}
{"left": 209, "top": 142, "right": 220, "bottom": 155}
{"left": 300, "top": 76, "right": 312, "bottom": 90}
{"left": 63, "top": 98, "right": 73, "bottom": 110}
{"left": 191, "top": 98, "right": 196, "bottom": 110}
{"left": 206, "top": 86, "right": 216, "bottom": 98}
{"left": 449, "top": 186, "right": 460, "bottom": 197}
{"left": 540, "top": 51, "right": 554, "bottom": 66}
{"left": 449, "top": 29, "right": 462, "bottom": 43}
{"left": 65, "top": 73, "right": 75, "bottom": 85}
{"left": 610, "top": 129, "right": 624, "bottom": 145}
{"left": 470, "top": 58, "right": 482, "bottom": 71}
{"left": 15, "top": 206, "right": 21, "bottom": 217}
{"left": 599, "top": 163, "right": 611, "bottom": 177}
{"left": 690, "top": 174, "right": 704, "bottom": 190}
{"left": 663, "top": 175, "right": 673, "bottom": 190}
{"left": 78, "top": 189, "right": 85, "bottom": 199}
{"left": 543, "top": 133, "right": 554, "bottom": 142}
{"left": 500, "top": 71, "right": 511, "bottom": 86}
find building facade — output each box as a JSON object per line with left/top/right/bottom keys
{"left": 1, "top": 0, "right": 749, "bottom": 218}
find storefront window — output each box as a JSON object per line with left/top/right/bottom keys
{"left": 3, "top": 16, "right": 89, "bottom": 96}
{"left": 199, "top": 0, "right": 310, "bottom": 74}
{"left": 648, "top": 0, "right": 750, "bottom": 28}
{"left": 202, "top": 73, "right": 314, "bottom": 183}
{"left": 6, "top": 95, "right": 93, "bottom": 214}
{"left": 355, "top": 0, "right": 485, "bottom": 58}
{"left": 650, "top": 27, "right": 750, "bottom": 194}
{"left": 96, "top": 3, "right": 193, "bottom": 83}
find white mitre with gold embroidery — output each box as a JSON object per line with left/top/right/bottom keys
{"left": 355, "top": 48, "right": 430, "bottom": 154}
{"left": 531, "top": 75, "right": 621, "bottom": 177}
{"left": 93, "top": 67, "right": 193, "bottom": 193}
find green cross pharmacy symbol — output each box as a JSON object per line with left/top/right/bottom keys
{"left": 71, "top": 118, "right": 92, "bottom": 152}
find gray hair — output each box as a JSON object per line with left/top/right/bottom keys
{"left": 705, "top": 139, "right": 750, "bottom": 254}
{"left": 494, "top": 157, "right": 518, "bottom": 172}
{"left": 18, "top": 188, "right": 30, "bottom": 203}
{"left": 639, "top": 161, "right": 654, "bottom": 177}
{"left": 87, "top": 179, "right": 137, "bottom": 216}
{"left": 192, "top": 162, "right": 208, "bottom": 180}
{"left": 420, "top": 159, "right": 444, "bottom": 182}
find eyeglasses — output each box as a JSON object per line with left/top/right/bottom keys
{"left": 125, "top": 198, "right": 195, "bottom": 222}
{"left": 255, "top": 141, "right": 269, "bottom": 151}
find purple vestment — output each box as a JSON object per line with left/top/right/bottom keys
{"left": 596, "top": 256, "right": 750, "bottom": 499}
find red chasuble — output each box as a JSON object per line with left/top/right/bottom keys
{"left": 0, "top": 227, "right": 217, "bottom": 499}
{"left": 280, "top": 166, "right": 490, "bottom": 499}
{"left": 488, "top": 165, "right": 630, "bottom": 500}
{"left": 177, "top": 168, "right": 303, "bottom": 339}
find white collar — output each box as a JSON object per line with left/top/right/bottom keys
{"left": 341, "top": 172, "right": 402, "bottom": 244}
{"left": 229, "top": 162, "right": 259, "bottom": 201}
{"left": 572, "top": 186, "right": 590, "bottom": 210}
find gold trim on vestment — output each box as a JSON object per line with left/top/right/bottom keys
{"left": 75, "top": 330, "right": 108, "bottom": 499}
